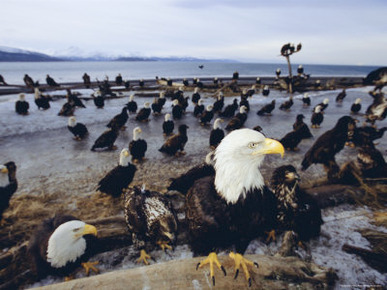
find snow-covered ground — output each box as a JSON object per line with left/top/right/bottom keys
{"left": 1, "top": 86, "right": 386, "bottom": 289}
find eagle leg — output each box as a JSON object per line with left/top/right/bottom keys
{"left": 229, "top": 252, "right": 258, "bottom": 287}
{"left": 81, "top": 261, "right": 100, "bottom": 276}
{"left": 157, "top": 240, "right": 173, "bottom": 252}
{"left": 196, "top": 252, "right": 226, "bottom": 286}
{"left": 265, "top": 229, "right": 276, "bottom": 244}
{"left": 137, "top": 249, "right": 151, "bottom": 265}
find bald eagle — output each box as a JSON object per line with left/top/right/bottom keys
{"left": 213, "top": 94, "right": 224, "bottom": 113}
{"left": 162, "top": 113, "right": 174, "bottom": 136}
{"left": 184, "top": 129, "right": 284, "bottom": 286}
{"left": 126, "top": 95, "right": 138, "bottom": 113}
{"left": 91, "top": 127, "right": 119, "bottom": 151}
{"left": 136, "top": 102, "right": 151, "bottom": 122}
{"left": 199, "top": 105, "right": 214, "bottom": 125}
{"left": 28, "top": 215, "right": 98, "bottom": 279}
{"left": 107, "top": 107, "right": 129, "bottom": 130}
{"left": 97, "top": 149, "right": 137, "bottom": 197}
{"left": 15, "top": 93, "right": 29, "bottom": 115}
{"left": 257, "top": 100, "right": 275, "bottom": 116}
{"left": 209, "top": 118, "right": 225, "bottom": 149}
{"left": 172, "top": 99, "right": 184, "bottom": 120}
{"left": 0, "top": 162, "right": 17, "bottom": 221}
{"left": 350, "top": 98, "right": 362, "bottom": 114}
{"left": 124, "top": 186, "right": 178, "bottom": 265}
{"left": 301, "top": 116, "right": 357, "bottom": 182}
{"left": 67, "top": 117, "right": 88, "bottom": 140}
{"left": 270, "top": 165, "right": 323, "bottom": 242}
{"left": 34, "top": 88, "right": 50, "bottom": 110}
{"left": 365, "top": 92, "right": 387, "bottom": 124}
{"left": 225, "top": 106, "right": 248, "bottom": 131}
{"left": 302, "top": 93, "right": 311, "bottom": 106}
{"left": 129, "top": 127, "right": 147, "bottom": 163}
{"left": 220, "top": 98, "right": 238, "bottom": 118}
{"left": 46, "top": 74, "right": 60, "bottom": 87}
{"left": 311, "top": 105, "right": 324, "bottom": 128}
{"left": 193, "top": 99, "right": 204, "bottom": 118}
{"left": 279, "top": 96, "right": 293, "bottom": 111}
{"left": 363, "top": 67, "right": 387, "bottom": 92}
{"left": 191, "top": 88, "right": 201, "bottom": 105}
{"left": 335, "top": 89, "right": 346, "bottom": 103}
{"left": 293, "top": 114, "right": 313, "bottom": 139}
{"left": 159, "top": 124, "right": 189, "bottom": 156}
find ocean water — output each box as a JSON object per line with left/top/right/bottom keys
{"left": 0, "top": 61, "right": 380, "bottom": 85}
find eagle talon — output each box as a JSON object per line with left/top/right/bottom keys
{"left": 265, "top": 229, "right": 276, "bottom": 244}
{"left": 81, "top": 261, "right": 99, "bottom": 276}
{"left": 137, "top": 249, "right": 151, "bottom": 265}
{"left": 196, "top": 252, "right": 226, "bottom": 286}
{"left": 229, "top": 252, "right": 257, "bottom": 287}
{"left": 157, "top": 240, "right": 173, "bottom": 252}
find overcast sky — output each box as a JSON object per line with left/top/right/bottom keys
{"left": 1, "top": 0, "right": 386, "bottom": 65}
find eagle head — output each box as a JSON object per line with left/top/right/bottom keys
{"left": 214, "top": 128, "right": 284, "bottom": 204}
{"left": 47, "top": 220, "right": 97, "bottom": 268}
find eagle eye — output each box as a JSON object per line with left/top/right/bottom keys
{"left": 248, "top": 142, "right": 259, "bottom": 149}
{"left": 72, "top": 228, "right": 80, "bottom": 232}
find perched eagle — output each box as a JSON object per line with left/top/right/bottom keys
{"left": 107, "top": 107, "right": 129, "bottom": 130}
{"left": 136, "top": 102, "right": 152, "bottom": 122}
{"left": 225, "top": 105, "right": 248, "bottom": 131}
{"left": 335, "top": 89, "right": 346, "bottom": 103}
{"left": 34, "top": 88, "right": 51, "bottom": 110}
{"left": 279, "top": 129, "right": 303, "bottom": 151}
{"left": 213, "top": 93, "right": 224, "bottom": 113}
{"left": 365, "top": 91, "right": 387, "bottom": 124}
{"left": 97, "top": 148, "right": 137, "bottom": 197}
{"left": 0, "top": 162, "right": 17, "bottom": 221}
{"left": 67, "top": 117, "right": 88, "bottom": 140}
{"left": 279, "top": 96, "right": 293, "bottom": 111}
{"left": 302, "top": 93, "right": 311, "bottom": 106}
{"left": 262, "top": 85, "right": 270, "bottom": 96}
{"left": 124, "top": 186, "right": 178, "bottom": 264}
{"left": 311, "top": 105, "right": 324, "bottom": 128}
{"left": 159, "top": 124, "right": 189, "bottom": 156}
{"left": 183, "top": 129, "right": 284, "bottom": 286}
{"left": 270, "top": 165, "right": 323, "bottom": 242}
{"left": 46, "top": 74, "right": 60, "bottom": 87}
{"left": 15, "top": 93, "right": 29, "bottom": 115}
{"left": 293, "top": 114, "right": 313, "bottom": 139}
{"left": 193, "top": 99, "right": 204, "bottom": 118}
{"left": 93, "top": 90, "right": 105, "bottom": 109}
{"left": 191, "top": 88, "right": 201, "bottom": 104}
{"left": 209, "top": 118, "right": 225, "bottom": 149}
{"left": 363, "top": 67, "right": 387, "bottom": 92}
{"left": 172, "top": 99, "right": 184, "bottom": 120}
{"left": 162, "top": 113, "right": 174, "bottom": 136}
{"left": 91, "top": 127, "right": 119, "bottom": 151}
{"left": 199, "top": 105, "right": 214, "bottom": 125}
{"left": 28, "top": 215, "right": 98, "bottom": 280}
{"left": 313, "top": 98, "right": 329, "bottom": 112}
{"left": 301, "top": 116, "right": 357, "bottom": 182}
{"left": 219, "top": 98, "right": 238, "bottom": 118}
{"left": 350, "top": 98, "right": 362, "bottom": 114}
{"left": 126, "top": 95, "right": 138, "bottom": 113}
{"left": 129, "top": 127, "right": 147, "bottom": 163}
{"left": 257, "top": 100, "right": 275, "bottom": 116}
{"left": 58, "top": 101, "right": 75, "bottom": 117}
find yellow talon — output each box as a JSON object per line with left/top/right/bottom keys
{"left": 81, "top": 261, "right": 99, "bottom": 276}
{"left": 265, "top": 229, "right": 276, "bottom": 244}
{"left": 137, "top": 249, "right": 151, "bottom": 265}
{"left": 157, "top": 240, "right": 173, "bottom": 251}
{"left": 229, "top": 252, "right": 258, "bottom": 287}
{"left": 196, "top": 252, "right": 226, "bottom": 286}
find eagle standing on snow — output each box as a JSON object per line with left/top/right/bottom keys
{"left": 270, "top": 165, "right": 323, "bottom": 243}
{"left": 180, "top": 129, "right": 284, "bottom": 286}
{"left": 97, "top": 149, "right": 137, "bottom": 197}
{"left": 124, "top": 186, "right": 178, "bottom": 265}
{"left": 0, "top": 161, "right": 17, "bottom": 222}
{"left": 28, "top": 215, "right": 98, "bottom": 280}
{"left": 301, "top": 116, "right": 357, "bottom": 182}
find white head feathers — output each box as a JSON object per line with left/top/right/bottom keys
{"left": 68, "top": 116, "right": 76, "bottom": 127}
{"left": 119, "top": 148, "right": 131, "bottom": 166}
{"left": 214, "top": 129, "right": 284, "bottom": 204}
{"left": 47, "top": 220, "right": 97, "bottom": 268}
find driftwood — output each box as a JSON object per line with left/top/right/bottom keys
{"left": 36, "top": 254, "right": 336, "bottom": 290}
{"left": 342, "top": 244, "right": 387, "bottom": 273}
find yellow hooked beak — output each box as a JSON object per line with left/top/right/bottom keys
{"left": 252, "top": 138, "right": 285, "bottom": 158}
{"left": 1, "top": 166, "right": 8, "bottom": 174}
{"left": 123, "top": 150, "right": 130, "bottom": 157}
{"left": 81, "top": 224, "right": 98, "bottom": 237}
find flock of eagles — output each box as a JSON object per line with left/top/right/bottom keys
{"left": 1, "top": 66, "right": 387, "bottom": 287}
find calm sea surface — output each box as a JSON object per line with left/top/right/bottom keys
{"left": 0, "top": 61, "right": 379, "bottom": 85}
